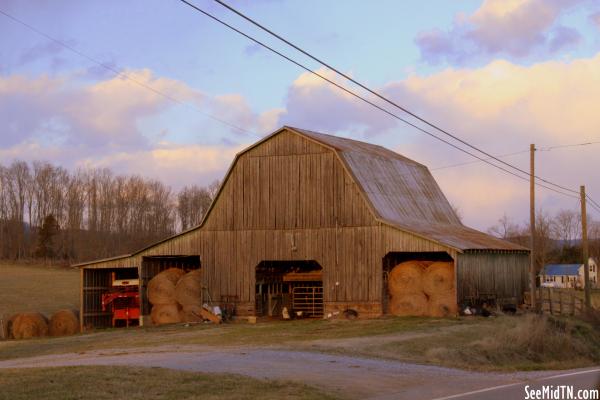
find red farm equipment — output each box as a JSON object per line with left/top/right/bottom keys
{"left": 101, "top": 273, "right": 140, "bottom": 327}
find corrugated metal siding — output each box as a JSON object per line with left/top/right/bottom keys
{"left": 457, "top": 251, "right": 529, "bottom": 304}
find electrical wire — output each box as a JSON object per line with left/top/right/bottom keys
{"left": 178, "top": 0, "right": 584, "bottom": 200}
{"left": 539, "top": 141, "right": 600, "bottom": 152}
{"left": 208, "top": 0, "right": 581, "bottom": 196}
{"left": 431, "top": 149, "right": 529, "bottom": 171}
{"left": 0, "top": 8, "right": 260, "bottom": 138}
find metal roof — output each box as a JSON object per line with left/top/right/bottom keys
{"left": 289, "top": 127, "right": 527, "bottom": 251}
{"left": 542, "top": 264, "right": 581, "bottom": 276}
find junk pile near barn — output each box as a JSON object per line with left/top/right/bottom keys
{"left": 76, "top": 126, "right": 530, "bottom": 329}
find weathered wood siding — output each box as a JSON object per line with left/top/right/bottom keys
{"left": 81, "top": 131, "right": 462, "bottom": 316}
{"left": 80, "top": 129, "right": 529, "bottom": 319}
{"left": 456, "top": 251, "right": 529, "bottom": 304}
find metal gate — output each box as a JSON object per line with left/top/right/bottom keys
{"left": 292, "top": 285, "right": 323, "bottom": 317}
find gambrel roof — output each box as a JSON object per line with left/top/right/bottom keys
{"left": 286, "top": 127, "right": 526, "bottom": 252}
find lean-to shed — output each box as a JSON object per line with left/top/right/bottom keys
{"left": 76, "top": 126, "right": 529, "bottom": 328}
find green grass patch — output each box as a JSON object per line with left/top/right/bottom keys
{"left": 0, "top": 366, "right": 340, "bottom": 400}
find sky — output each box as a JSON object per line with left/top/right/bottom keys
{"left": 1, "top": 0, "right": 600, "bottom": 231}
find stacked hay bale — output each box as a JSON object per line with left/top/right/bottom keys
{"left": 148, "top": 268, "right": 204, "bottom": 325}
{"left": 148, "top": 267, "right": 185, "bottom": 325}
{"left": 175, "top": 269, "right": 204, "bottom": 323}
{"left": 423, "top": 262, "right": 457, "bottom": 317}
{"left": 388, "top": 261, "right": 457, "bottom": 317}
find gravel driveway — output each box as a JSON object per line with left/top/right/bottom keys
{"left": 1, "top": 345, "right": 595, "bottom": 399}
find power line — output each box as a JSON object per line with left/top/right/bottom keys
{"left": 539, "top": 141, "right": 600, "bottom": 152}
{"left": 179, "top": 0, "right": 582, "bottom": 200}
{"left": 176, "top": 1, "right": 576, "bottom": 198}
{"left": 176, "top": 0, "right": 542, "bottom": 183}
{"left": 209, "top": 0, "right": 581, "bottom": 196}
{"left": 0, "top": 8, "right": 260, "bottom": 138}
{"left": 431, "top": 150, "right": 529, "bottom": 171}
{"left": 586, "top": 194, "right": 600, "bottom": 215}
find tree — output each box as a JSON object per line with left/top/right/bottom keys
{"left": 487, "top": 213, "right": 521, "bottom": 240}
{"left": 35, "top": 214, "right": 59, "bottom": 260}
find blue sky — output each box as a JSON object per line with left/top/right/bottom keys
{"left": 2, "top": 0, "right": 600, "bottom": 230}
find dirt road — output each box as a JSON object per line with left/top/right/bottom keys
{"left": 1, "top": 345, "right": 597, "bottom": 399}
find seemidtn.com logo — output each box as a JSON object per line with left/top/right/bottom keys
{"left": 525, "top": 385, "right": 599, "bottom": 400}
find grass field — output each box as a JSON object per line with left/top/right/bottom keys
{"left": 0, "top": 262, "right": 79, "bottom": 318}
{"left": 0, "top": 366, "right": 339, "bottom": 400}
{"left": 0, "top": 262, "right": 598, "bottom": 373}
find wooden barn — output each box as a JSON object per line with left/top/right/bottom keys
{"left": 76, "top": 126, "right": 529, "bottom": 329}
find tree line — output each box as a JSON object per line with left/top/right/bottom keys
{"left": 0, "top": 160, "right": 219, "bottom": 263}
{"left": 487, "top": 209, "right": 600, "bottom": 273}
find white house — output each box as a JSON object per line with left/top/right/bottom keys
{"left": 540, "top": 258, "right": 598, "bottom": 289}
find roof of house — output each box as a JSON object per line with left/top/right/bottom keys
{"left": 289, "top": 127, "right": 527, "bottom": 252}
{"left": 542, "top": 264, "right": 581, "bottom": 276}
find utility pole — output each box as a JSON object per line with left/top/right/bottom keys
{"left": 580, "top": 185, "right": 591, "bottom": 308}
{"left": 530, "top": 144, "right": 537, "bottom": 309}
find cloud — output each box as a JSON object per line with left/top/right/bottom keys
{"left": 276, "top": 68, "right": 397, "bottom": 136}
{"left": 0, "top": 69, "right": 272, "bottom": 188}
{"left": 416, "top": 0, "right": 584, "bottom": 65}
{"left": 590, "top": 11, "right": 600, "bottom": 29}
{"left": 77, "top": 142, "right": 246, "bottom": 189}
{"left": 382, "top": 53, "right": 600, "bottom": 228}
{"left": 270, "top": 53, "right": 600, "bottom": 229}
{"left": 18, "top": 40, "right": 67, "bottom": 66}
{"left": 548, "top": 26, "right": 582, "bottom": 52}
{"left": 0, "top": 69, "right": 201, "bottom": 149}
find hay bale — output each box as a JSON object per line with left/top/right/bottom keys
{"left": 160, "top": 267, "right": 186, "bottom": 283}
{"left": 389, "top": 292, "right": 428, "bottom": 317}
{"left": 11, "top": 313, "right": 48, "bottom": 339}
{"left": 388, "top": 261, "right": 425, "bottom": 295}
{"left": 49, "top": 309, "right": 79, "bottom": 337}
{"left": 427, "top": 291, "right": 458, "bottom": 317}
{"left": 180, "top": 304, "right": 204, "bottom": 323}
{"left": 174, "top": 269, "right": 202, "bottom": 306}
{"left": 422, "top": 262, "right": 454, "bottom": 296}
{"left": 150, "top": 304, "right": 182, "bottom": 325}
{"left": 148, "top": 268, "right": 186, "bottom": 305}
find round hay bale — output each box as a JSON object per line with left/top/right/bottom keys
{"left": 160, "top": 268, "right": 186, "bottom": 283}
{"left": 422, "top": 262, "right": 454, "bottom": 296}
{"left": 12, "top": 313, "right": 48, "bottom": 339}
{"left": 388, "top": 261, "right": 425, "bottom": 296}
{"left": 389, "top": 292, "right": 428, "bottom": 317}
{"left": 147, "top": 268, "right": 186, "bottom": 305}
{"left": 174, "top": 269, "right": 202, "bottom": 306}
{"left": 427, "top": 292, "right": 458, "bottom": 317}
{"left": 49, "top": 309, "right": 79, "bottom": 337}
{"left": 180, "top": 304, "right": 204, "bottom": 323}
{"left": 150, "top": 304, "right": 182, "bottom": 325}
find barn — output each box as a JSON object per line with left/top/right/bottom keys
{"left": 76, "top": 126, "right": 529, "bottom": 329}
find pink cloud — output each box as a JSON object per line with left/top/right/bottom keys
{"left": 416, "top": 0, "right": 584, "bottom": 65}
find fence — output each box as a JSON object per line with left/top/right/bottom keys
{"left": 528, "top": 288, "right": 586, "bottom": 316}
